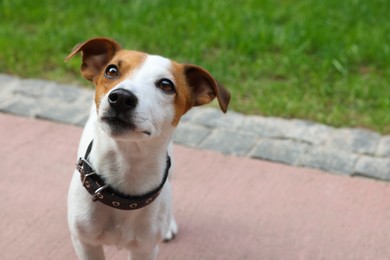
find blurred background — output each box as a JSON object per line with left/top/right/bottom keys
{"left": 0, "top": 0, "right": 389, "bottom": 133}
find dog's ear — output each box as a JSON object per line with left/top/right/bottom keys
{"left": 184, "top": 65, "right": 231, "bottom": 113}
{"left": 65, "top": 37, "right": 121, "bottom": 82}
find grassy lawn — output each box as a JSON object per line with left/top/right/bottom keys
{"left": 0, "top": 0, "right": 389, "bottom": 133}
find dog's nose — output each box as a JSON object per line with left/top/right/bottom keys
{"left": 108, "top": 88, "right": 138, "bottom": 113}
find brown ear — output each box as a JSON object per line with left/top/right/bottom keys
{"left": 184, "top": 65, "right": 231, "bottom": 113}
{"left": 64, "top": 37, "right": 121, "bottom": 82}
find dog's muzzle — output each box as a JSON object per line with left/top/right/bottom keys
{"left": 101, "top": 88, "right": 139, "bottom": 135}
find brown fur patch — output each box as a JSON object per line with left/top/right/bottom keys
{"left": 94, "top": 50, "right": 146, "bottom": 109}
{"left": 170, "top": 62, "right": 231, "bottom": 125}
{"left": 171, "top": 62, "right": 193, "bottom": 126}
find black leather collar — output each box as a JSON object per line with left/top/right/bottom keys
{"left": 76, "top": 140, "right": 171, "bottom": 210}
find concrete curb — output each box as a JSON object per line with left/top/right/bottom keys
{"left": 1, "top": 74, "right": 389, "bottom": 180}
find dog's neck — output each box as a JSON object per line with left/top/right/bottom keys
{"left": 88, "top": 127, "right": 173, "bottom": 196}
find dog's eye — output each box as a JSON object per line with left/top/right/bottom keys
{"left": 156, "top": 78, "right": 175, "bottom": 94}
{"left": 104, "top": 64, "right": 119, "bottom": 79}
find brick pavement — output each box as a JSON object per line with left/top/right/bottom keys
{"left": 0, "top": 74, "right": 389, "bottom": 180}
{"left": 2, "top": 113, "right": 390, "bottom": 260}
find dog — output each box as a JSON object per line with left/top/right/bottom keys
{"left": 65, "top": 37, "right": 231, "bottom": 260}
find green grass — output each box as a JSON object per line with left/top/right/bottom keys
{"left": 1, "top": 0, "right": 389, "bottom": 133}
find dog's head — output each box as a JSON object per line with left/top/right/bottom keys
{"left": 65, "top": 37, "right": 230, "bottom": 140}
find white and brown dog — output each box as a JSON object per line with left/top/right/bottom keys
{"left": 65, "top": 37, "right": 230, "bottom": 260}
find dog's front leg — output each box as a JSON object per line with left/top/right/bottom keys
{"left": 164, "top": 217, "right": 178, "bottom": 241}
{"left": 71, "top": 236, "right": 105, "bottom": 260}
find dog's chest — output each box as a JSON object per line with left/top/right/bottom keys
{"left": 81, "top": 209, "right": 143, "bottom": 247}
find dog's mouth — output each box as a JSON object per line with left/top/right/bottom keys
{"left": 101, "top": 115, "right": 134, "bottom": 133}
{"left": 102, "top": 116, "right": 132, "bottom": 128}
{"left": 101, "top": 116, "right": 152, "bottom": 136}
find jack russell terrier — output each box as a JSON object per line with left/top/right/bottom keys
{"left": 65, "top": 37, "right": 231, "bottom": 260}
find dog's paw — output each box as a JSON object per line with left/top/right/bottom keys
{"left": 163, "top": 218, "right": 178, "bottom": 242}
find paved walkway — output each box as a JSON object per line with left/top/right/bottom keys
{"left": 0, "top": 74, "right": 389, "bottom": 180}
{"left": 2, "top": 113, "right": 390, "bottom": 260}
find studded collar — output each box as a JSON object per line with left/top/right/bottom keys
{"left": 76, "top": 140, "right": 171, "bottom": 210}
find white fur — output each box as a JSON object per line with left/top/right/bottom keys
{"left": 68, "top": 55, "right": 178, "bottom": 260}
